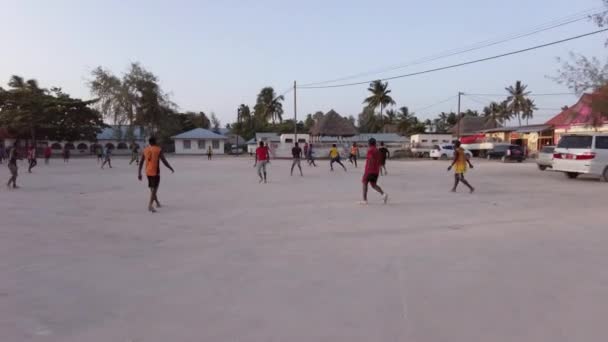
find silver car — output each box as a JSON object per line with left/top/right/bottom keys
{"left": 537, "top": 145, "right": 555, "bottom": 171}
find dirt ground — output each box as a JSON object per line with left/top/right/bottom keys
{"left": 1, "top": 156, "right": 607, "bottom": 342}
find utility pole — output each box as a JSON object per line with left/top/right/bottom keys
{"left": 294, "top": 80, "right": 298, "bottom": 144}
{"left": 457, "top": 91, "right": 463, "bottom": 139}
{"left": 235, "top": 107, "right": 240, "bottom": 155}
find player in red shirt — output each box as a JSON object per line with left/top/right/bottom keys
{"left": 361, "top": 138, "right": 388, "bottom": 205}
{"left": 254, "top": 141, "right": 270, "bottom": 183}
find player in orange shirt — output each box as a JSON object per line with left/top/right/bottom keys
{"left": 138, "top": 137, "right": 175, "bottom": 212}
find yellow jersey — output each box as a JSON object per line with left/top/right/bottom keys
{"left": 454, "top": 147, "right": 468, "bottom": 173}
{"left": 330, "top": 147, "right": 339, "bottom": 158}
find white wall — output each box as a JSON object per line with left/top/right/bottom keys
{"left": 410, "top": 134, "right": 453, "bottom": 147}
{"left": 174, "top": 139, "right": 225, "bottom": 155}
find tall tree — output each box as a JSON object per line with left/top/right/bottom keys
{"left": 504, "top": 80, "right": 532, "bottom": 126}
{"left": 363, "top": 80, "right": 395, "bottom": 120}
{"left": 482, "top": 101, "right": 507, "bottom": 128}
{"left": 522, "top": 98, "right": 537, "bottom": 125}
{"left": 358, "top": 107, "right": 381, "bottom": 133}
{"left": 210, "top": 112, "right": 221, "bottom": 132}
{"left": 0, "top": 76, "right": 47, "bottom": 145}
{"left": 304, "top": 113, "right": 315, "bottom": 132}
{"left": 253, "top": 87, "right": 284, "bottom": 124}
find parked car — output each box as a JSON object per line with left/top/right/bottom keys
{"left": 552, "top": 134, "right": 608, "bottom": 180}
{"left": 430, "top": 144, "right": 472, "bottom": 160}
{"left": 536, "top": 145, "right": 555, "bottom": 171}
{"left": 486, "top": 144, "right": 525, "bottom": 162}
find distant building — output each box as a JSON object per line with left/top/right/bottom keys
{"left": 172, "top": 128, "right": 227, "bottom": 155}
{"left": 546, "top": 90, "right": 608, "bottom": 143}
{"left": 309, "top": 109, "right": 357, "bottom": 141}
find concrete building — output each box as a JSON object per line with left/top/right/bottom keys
{"left": 172, "top": 128, "right": 227, "bottom": 155}
{"left": 546, "top": 90, "right": 608, "bottom": 143}
{"left": 410, "top": 133, "right": 453, "bottom": 148}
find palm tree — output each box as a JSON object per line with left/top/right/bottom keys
{"left": 482, "top": 101, "right": 506, "bottom": 128}
{"left": 253, "top": 87, "right": 284, "bottom": 124}
{"left": 6, "top": 76, "right": 47, "bottom": 146}
{"left": 363, "top": 80, "right": 395, "bottom": 120}
{"left": 522, "top": 98, "right": 537, "bottom": 125}
{"left": 505, "top": 80, "right": 532, "bottom": 126}
{"left": 385, "top": 108, "right": 397, "bottom": 124}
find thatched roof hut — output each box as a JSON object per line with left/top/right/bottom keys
{"left": 310, "top": 110, "right": 357, "bottom": 137}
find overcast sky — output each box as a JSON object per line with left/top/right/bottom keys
{"left": 1, "top": 0, "right": 606, "bottom": 125}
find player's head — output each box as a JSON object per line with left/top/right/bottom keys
{"left": 352, "top": 142, "right": 357, "bottom": 147}
{"left": 454, "top": 140, "right": 461, "bottom": 148}
{"left": 149, "top": 137, "right": 157, "bottom": 145}
{"left": 259, "top": 141, "right": 264, "bottom": 147}
{"left": 380, "top": 141, "right": 385, "bottom": 146}
{"left": 368, "top": 138, "right": 377, "bottom": 146}
{"left": 294, "top": 142, "right": 299, "bottom": 147}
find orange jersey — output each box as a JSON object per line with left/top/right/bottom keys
{"left": 144, "top": 145, "right": 162, "bottom": 176}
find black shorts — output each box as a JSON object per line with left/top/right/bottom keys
{"left": 147, "top": 176, "right": 160, "bottom": 188}
{"left": 365, "top": 174, "right": 379, "bottom": 184}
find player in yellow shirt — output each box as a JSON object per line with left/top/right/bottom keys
{"left": 329, "top": 144, "right": 347, "bottom": 172}
{"left": 447, "top": 141, "right": 474, "bottom": 193}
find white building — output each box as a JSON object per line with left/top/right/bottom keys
{"left": 172, "top": 128, "right": 227, "bottom": 155}
{"left": 410, "top": 133, "right": 453, "bottom": 148}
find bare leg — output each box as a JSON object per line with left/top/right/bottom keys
{"left": 451, "top": 173, "right": 460, "bottom": 192}
{"left": 459, "top": 174, "right": 474, "bottom": 193}
{"left": 362, "top": 182, "right": 369, "bottom": 201}
{"left": 298, "top": 161, "right": 303, "bottom": 176}
{"left": 371, "top": 183, "right": 384, "bottom": 195}
{"left": 337, "top": 160, "right": 347, "bottom": 171}
{"left": 290, "top": 160, "right": 295, "bottom": 176}
{"left": 148, "top": 188, "right": 157, "bottom": 212}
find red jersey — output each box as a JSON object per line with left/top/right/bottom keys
{"left": 256, "top": 146, "right": 269, "bottom": 161}
{"left": 364, "top": 146, "right": 382, "bottom": 176}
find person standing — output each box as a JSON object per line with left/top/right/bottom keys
{"left": 44, "top": 145, "right": 52, "bottom": 165}
{"left": 101, "top": 145, "right": 112, "bottom": 169}
{"left": 329, "top": 143, "right": 347, "bottom": 172}
{"left": 254, "top": 141, "right": 270, "bottom": 183}
{"left": 63, "top": 146, "right": 70, "bottom": 163}
{"left": 378, "top": 142, "right": 390, "bottom": 175}
{"left": 129, "top": 143, "right": 140, "bottom": 165}
{"left": 207, "top": 146, "right": 213, "bottom": 160}
{"left": 290, "top": 142, "right": 303, "bottom": 176}
{"left": 96, "top": 145, "right": 103, "bottom": 164}
{"left": 138, "top": 137, "right": 175, "bottom": 213}
{"left": 27, "top": 146, "right": 38, "bottom": 173}
{"left": 6, "top": 144, "right": 20, "bottom": 189}
{"left": 448, "top": 141, "right": 475, "bottom": 193}
{"left": 348, "top": 142, "right": 359, "bottom": 168}
{"left": 361, "top": 138, "right": 388, "bottom": 205}
{"left": 307, "top": 143, "right": 317, "bottom": 167}
{"left": 303, "top": 142, "right": 309, "bottom": 162}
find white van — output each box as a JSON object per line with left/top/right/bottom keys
{"left": 552, "top": 133, "right": 608, "bottom": 180}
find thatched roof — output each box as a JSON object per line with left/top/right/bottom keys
{"left": 310, "top": 109, "right": 357, "bottom": 136}
{"left": 450, "top": 116, "right": 497, "bottom": 135}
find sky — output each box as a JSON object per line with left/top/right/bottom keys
{"left": 1, "top": 0, "right": 607, "bottom": 126}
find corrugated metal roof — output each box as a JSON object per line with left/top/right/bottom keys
{"left": 515, "top": 125, "right": 552, "bottom": 133}
{"left": 172, "top": 128, "right": 227, "bottom": 140}
{"left": 96, "top": 126, "right": 145, "bottom": 140}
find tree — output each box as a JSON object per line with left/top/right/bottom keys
{"left": 482, "top": 101, "right": 507, "bottom": 128}
{"left": 522, "top": 98, "right": 537, "bottom": 125}
{"left": 385, "top": 109, "right": 397, "bottom": 124}
{"left": 89, "top": 62, "right": 173, "bottom": 133}
{"left": 358, "top": 107, "right": 381, "bottom": 133}
{"left": 253, "top": 87, "right": 284, "bottom": 124}
{"left": 505, "top": 80, "right": 532, "bottom": 126}
{"left": 0, "top": 77, "right": 104, "bottom": 144}
{"left": 210, "top": 112, "right": 221, "bottom": 132}
{"left": 363, "top": 80, "right": 395, "bottom": 121}
{"left": 304, "top": 114, "right": 315, "bottom": 132}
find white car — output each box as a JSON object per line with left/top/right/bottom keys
{"left": 536, "top": 145, "right": 555, "bottom": 171}
{"left": 552, "top": 134, "right": 608, "bottom": 180}
{"left": 430, "top": 144, "right": 472, "bottom": 160}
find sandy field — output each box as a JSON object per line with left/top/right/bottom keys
{"left": 1, "top": 156, "right": 607, "bottom": 342}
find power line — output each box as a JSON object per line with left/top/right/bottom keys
{"left": 298, "top": 28, "right": 608, "bottom": 90}
{"left": 412, "top": 95, "right": 457, "bottom": 113}
{"left": 465, "top": 92, "right": 574, "bottom": 96}
{"left": 300, "top": 7, "right": 604, "bottom": 87}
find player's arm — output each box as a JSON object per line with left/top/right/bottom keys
{"left": 467, "top": 154, "right": 474, "bottom": 168}
{"left": 160, "top": 152, "right": 174, "bottom": 173}
{"left": 448, "top": 152, "right": 458, "bottom": 170}
{"left": 254, "top": 151, "right": 258, "bottom": 166}
{"left": 387, "top": 149, "right": 391, "bottom": 159}
{"left": 138, "top": 152, "right": 145, "bottom": 179}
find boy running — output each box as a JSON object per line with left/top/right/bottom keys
{"left": 378, "top": 142, "right": 390, "bottom": 175}
{"left": 6, "top": 145, "right": 20, "bottom": 189}
{"left": 254, "top": 141, "right": 270, "bottom": 183}
{"left": 447, "top": 141, "right": 475, "bottom": 193}
{"left": 329, "top": 144, "right": 347, "bottom": 172}
{"left": 361, "top": 138, "right": 388, "bottom": 205}
{"left": 348, "top": 142, "right": 359, "bottom": 167}
{"left": 129, "top": 143, "right": 140, "bottom": 165}
{"left": 27, "top": 146, "right": 37, "bottom": 173}
{"left": 101, "top": 146, "right": 112, "bottom": 169}
{"left": 138, "top": 137, "right": 175, "bottom": 212}
{"left": 307, "top": 143, "right": 317, "bottom": 167}
{"left": 44, "top": 145, "right": 52, "bottom": 165}
{"left": 290, "top": 142, "right": 303, "bottom": 176}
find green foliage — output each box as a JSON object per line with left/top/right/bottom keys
{"left": 363, "top": 80, "right": 396, "bottom": 120}
{"left": 253, "top": 87, "right": 284, "bottom": 124}
{"left": 210, "top": 112, "right": 221, "bottom": 132}
{"left": 0, "top": 76, "right": 104, "bottom": 143}
{"left": 504, "top": 80, "right": 532, "bottom": 126}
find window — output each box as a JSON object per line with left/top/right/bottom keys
{"left": 443, "top": 145, "right": 453, "bottom": 150}
{"left": 421, "top": 139, "right": 428, "bottom": 143}
{"left": 198, "top": 140, "right": 206, "bottom": 149}
{"left": 541, "top": 146, "right": 555, "bottom": 153}
{"left": 212, "top": 140, "right": 220, "bottom": 149}
{"left": 431, "top": 139, "right": 438, "bottom": 143}
{"left": 596, "top": 136, "right": 608, "bottom": 149}
{"left": 77, "top": 143, "right": 88, "bottom": 150}
{"left": 183, "top": 140, "right": 191, "bottom": 149}
{"left": 51, "top": 143, "right": 62, "bottom": 150}
{"left": 285, "top": 138, "right": 294, "bottom": 143}
{"left": 298, "top": 139, "right": 306, "bottom": 143}
{"left": 65, "top": 143, "right": 75, "bottom": 150}
{"left": 557, "top": 135, "right": 592, "bottom": 149}
{"left": 442, "top": 140, "right": 450, "bottom": 143}
{"left": 117, "top": 142, "right": 128, "bottom": 150}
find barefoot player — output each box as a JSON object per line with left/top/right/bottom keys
{"left": 138, "top": 137, "right": 175, "bottom": 212}
{"left": 447, "top": 141, "right": 475, "bottom": 193}
{"left": 361, "top": 138, "right": 388, "bottom": 205}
